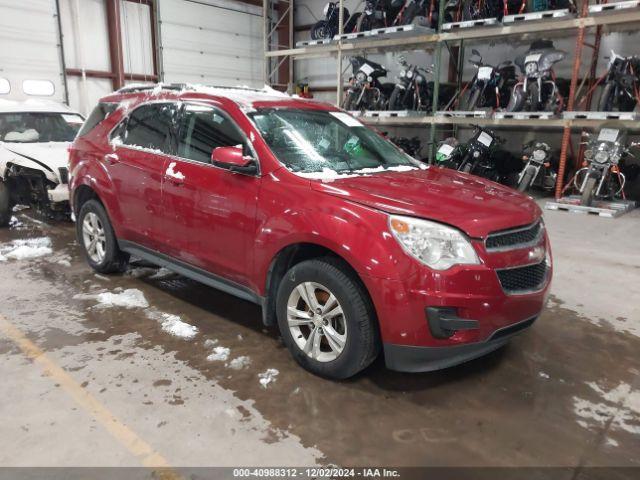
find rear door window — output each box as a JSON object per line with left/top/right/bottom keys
{"left": 118, "top": 103, "right": 178, "bottom": 155}
{"left": 77, "top": 102, "right": 118, "bottom": 138}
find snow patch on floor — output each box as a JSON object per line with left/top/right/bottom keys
{"left": 207, "top": 346, "right": 231, "bottom": 362}
{"left": 538, "top": 372, "right": 550, "bottom": 379}
{"left": 0, "top": 237, "right": 52, "bottom": 261}
{"left": 573, "top": 381, "right": 640, "bottom": 435}
{"left": 74, "top": 288, "right": 149, "bottom": 309}
{"left": 153, "top": 312, "right": 198, "bottom": 340}
{"left": 228, "top": 356, "right": 251, "bottom": 370}
{"left": 258, "top": 368, "right": 279, "bottom": 388}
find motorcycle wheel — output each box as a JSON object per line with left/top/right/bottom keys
{"left": 581, "top": 176, "right": 597, "bottom": 207}
{"left": 597, "top": 82, "right": 616, "bottom": 112}
{"left": 344, "top": 13, "right": 361, "bottom": 33}
{"left": 400, "top": 3, "right": 419, "bottom": 25}
{"left": 388, "top": 86, "right": 405, "bottom": 110}
{"left": 528, "top": 82, "right": 541, "bottom": 112}
{"left": 463, "top": 87, "right": 482, "bottom": 111}
{"left": 506, "top": 87, "right": 525, "bottom": 112}
{"left": 356, "top": 14, "right": 374, "bottom": 32}
{"left": 311, "top": 20, "right": 329, "bottom": 40}
{"left": 462, "top": 163, "right": 472, "bottom": 173}
{"left": 342, "top": 90, "right": 359, "bottom": 111}
{"left": 517, "top": 169, "right": 535, "bottom": 193}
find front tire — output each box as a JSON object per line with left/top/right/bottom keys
{"left": 581, "top": 176, "right": 597, "bottom": 207}
{"left": 517, "top": 168, "right": 535, "bottom": 192}
{"left": 388, "top": 86, "right": 405, "bottom": 110}
{"left": 276, "top": 258, "right": 380, "bottom": 379}
{"left": 0, "top": 179, "right": 11, "bottom": 227}
{"left": 597, "top": 82, "right": 616, "bottom": 112}
{"left": 76, "top": 199, "right": 129, "bottom": 273}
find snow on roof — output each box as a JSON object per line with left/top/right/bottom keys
{"left": 0, "top": 98, "right": 78, "bottom": 114}
{"left": 115, "top": 83, "right": 294, "bottom": 109}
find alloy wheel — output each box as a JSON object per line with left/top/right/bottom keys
{"left": 286, "top": 282, "right": 347, "bottom": 362}
{"left": 82, "top": 212, "right": 107, "bottom": 264}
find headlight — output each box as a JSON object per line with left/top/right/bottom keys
{"left": 389, "top": 216, "right": 480, "bottom": 270}
{"left": 356, "top": 72, "right": 367, "bottom": 82}
{"left": 399, "top": 70, "right": 406, "bottom": 78}
{"left": 525, "top": 62, "right": 538, "bottom": 75}
{"left": 584, "top": 149, "right": 593, "bottom": 159}
{"left": 406, "top": 70, "right": 413, "bottom": 79}
{"left": 532, "top": 149, "right": 546, "bottom": 161}
{"left": 595, "top": 150, "right": 609, "bottom": 163}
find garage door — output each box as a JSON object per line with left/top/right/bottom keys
{"left": 158, "top": 0, "right": 264, "bottom": 87}
{"left": 0, "top": 0, "right": 66, "bottom": 102}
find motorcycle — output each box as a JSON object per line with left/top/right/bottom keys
{"left": 597, "top": 50, "right": 640, "bottom": 112}
{"left": 575, "top": 126, "right": 636, "bottom": 206}
{"left": 391, "top": 136, "right": 424, "bottom": 159}
{"left": 531, "top": 0, "right": 577, "bottom": 12}
{"left": 516, "top": 141, "right": 558, "bottom": 192}
{"left": 354, "top": 0, "right": 400, "bottom": 32}
{"left": 507, "top": 40, "right": 566, "bottom": 112}
{"left": 459, "top": 49, "right": 517, "bottom": 110}
{"left": 310, "top": 2, "right": 351, "bottom": 40}
{"left": 388, "top": 56, "right": 434, "bottom": 111}
{"left": 435, "top": 125, "right": 504, "bottom": 180}
{"left": 343, "top": 56, "right": 395, "bottom": 111}
{"left": 393, "top": 0, "right": 432, "bottom": 26}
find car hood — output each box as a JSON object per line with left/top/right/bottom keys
{"left": 2, "top": 142, "right": 70, "bottom": 173}
{"left": 310, "top": 167, "right": 541, "bottom": 238}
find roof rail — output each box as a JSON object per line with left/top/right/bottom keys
{"left": 116, "top": 83, "right": 190, "bottom": 94}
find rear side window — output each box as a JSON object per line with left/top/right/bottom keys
{"left": 118, "top": 103, "right": 177, "bottom": 154}
{"left": 77, "top": 102, "right": 118, "bottom": 138}
{"left": 177, "top": 104, "right": 244, "bottom": 163}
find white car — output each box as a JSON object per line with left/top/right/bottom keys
{"left": 0, "top": 99, "right": 84, "bottom": 226}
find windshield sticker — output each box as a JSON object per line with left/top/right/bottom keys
{"left": 438, "top": 144, "right": 454, "bottom": 155}
{"left": 62, "top": 114, "right": 83, "bottom": 124}
{"left": 330, "top": 112, "right": 364, "bottom": 128}
{"left": 598, "top": 128, "right": 619, "bottom": 143}
{"left": 525, "top": 53, "right": 542, "bottom": 64}
{"left": 477, "top": 131, "right": 493, "bottom": 147}
{"left": 477, "top": 66, "right": 493, "bottom": 80}
{"left": 359, "top": 63, "right": 375, "bottom": 76}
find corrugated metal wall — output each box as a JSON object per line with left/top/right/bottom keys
{"left": 0, "top": 0, "right": 66, "bottom": 102}
{"left": 158, "top": 0, "right": 264, "bottom": 87}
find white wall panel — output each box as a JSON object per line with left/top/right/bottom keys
{"left": 121, "top": 0, "right": 154, "bottom": 76}
{"left": 59, "top": 0, "right": 111, "bottom": 71}
{"left": 159, "top": 0, "right": 264, "bottom": 87}
{"left": 0, "top": 0, "right": 65, "bottom": 102}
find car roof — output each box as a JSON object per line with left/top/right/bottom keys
{"left": 0, "top": 98, "right": 79, "bottom": 114}
{"left": 99, "top": 83, "right": 337, "bottom": 112}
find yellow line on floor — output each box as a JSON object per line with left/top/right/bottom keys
{"left": 0, "top": 314, "right": 180, "bottom": 479}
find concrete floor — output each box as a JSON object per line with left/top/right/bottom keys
{"left": 0, "top": 200, "right": 639, "bottom": 471}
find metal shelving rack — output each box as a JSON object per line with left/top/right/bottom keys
{"left": 264, "top": 0, "right": 640, "bottom": 198}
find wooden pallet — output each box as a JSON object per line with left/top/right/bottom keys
{"left": 442, "top": 18, "right": 499, "bottom": 30}
{"left": 563, "top": 111, "right": 638, "bottom": 121}
{"left": 503, "top": 9, "right": 572, "bottom": 24}
{"left": 545, "top": 196, "right": 637, "bottom": 218}
{"left": 589, "top": 0, "right": 640, "bottom": 14}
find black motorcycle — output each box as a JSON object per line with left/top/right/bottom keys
{"left": 575, "top": 126, "right": 636, "bottom": 206}
{"left": 343, "top": 56, "right": 395, "bottom": 111}
{"left": 460, "top": 49, "right": 516, "bottom": 110}
{"left": 597, "top": 50, "right": 640, "bottom": 112}
{"left": 393, "top": 0, "right": 431, "bottom": 26}
{"left": 354, "top": 0, "right": 400, "bottom": 32}
{"left": 311, "top": 2, "right": 351, "bottom": 40}
{"left": 388, "top": 56, "right": 434, "bottom": 111}
{"left": 507, "top": 40, "right": 566, "bottom": 112}
{"left": 391, "top": 136, "right": 424, "bottom": 159}
{"left": 516, "top": 141, "right": 558, "bottom": 192}
{"left": 435, "top": 125, "right": 504, "bottom": 180}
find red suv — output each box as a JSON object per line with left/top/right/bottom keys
{"left": 69, "top": 84, "right": 552, "bottom": 379}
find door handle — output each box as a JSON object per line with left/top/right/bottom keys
{"left": 104, "top": 153, "right": 119, "bottom": 165}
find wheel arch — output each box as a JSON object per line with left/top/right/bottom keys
{"left": 262, "top": 242, "right": 378, "bottom": 329}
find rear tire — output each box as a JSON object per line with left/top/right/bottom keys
{"left": 581, "top": 176, "right": 597, "bottom": 207}
{"left": 310, "top": 20, "right": 329, "bottom": 40}
{"left": 388, "top": 86, "right": 405, "bottom": 110}
{"left": 0, "top": 179, "right": 11, "bottom": 227}
{"left": 76, "top": 199, "right": 129, "bottom": 274}
{"left": 506, "top": 86, "right": 525, "bottom": 112}
{"left": 276, "top": 258, "right": 380, "bottom": 380}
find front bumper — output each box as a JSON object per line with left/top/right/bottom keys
{"left": 383, "top": 315, "right": 537, "bottom": 372}
{"left": 48, "top": 183, "right": 70, "bottom": 203}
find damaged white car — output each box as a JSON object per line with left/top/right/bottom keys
{"left": 0, "top": 100, "right": 84, "bottom": 226}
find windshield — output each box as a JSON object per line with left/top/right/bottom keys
{"left": 248, "top": 108, "right": 417, "bottom": 174}
{"left": 0, "top": 112, "right": 84, "bottom": 143}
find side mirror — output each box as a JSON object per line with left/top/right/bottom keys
{"left": 211, "top": 145, "right": 258, "bottom": 175}
{"left": 471, "top": 49, "right": 481, "bottom": 57}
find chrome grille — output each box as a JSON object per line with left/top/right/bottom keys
{"left": 496, "top": 260, "right": 549, "bottom": 295}
{"left": 486, "top": 221, "right": 543, "bottom": 251}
